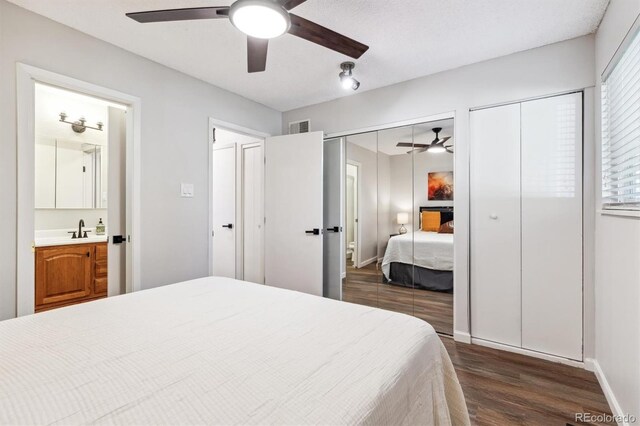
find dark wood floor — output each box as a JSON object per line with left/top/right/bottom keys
{"left": 442, "top": 337, "right": 614, "bottom": 426}
{"left": 343, "top": 261, "right": 454, "bottom": 335}
{"left": 342, "top": 262, "right": 613, "bottom": 425}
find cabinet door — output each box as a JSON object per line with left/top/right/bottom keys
{"left": 521, "top": 93, "right": 583, "bottom": 360}
{"left": 470, "top": 104, "right": 522, "bottom": 347}
{"left": 35, "top": 245, "right": 93, "bottom": 308}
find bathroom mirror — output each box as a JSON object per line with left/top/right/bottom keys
{"left": 35, "top": 138, "right": 108, "bottom": 209}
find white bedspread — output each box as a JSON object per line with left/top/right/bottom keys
{"left": 382, "top": 231, "right": 454, "bottom": 279}
{"left": 0, "top": 277, "right": 468, "bottom": 425}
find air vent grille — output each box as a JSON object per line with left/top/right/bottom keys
{"left": 289, "top": 120, "right": 310, "bottom": 134}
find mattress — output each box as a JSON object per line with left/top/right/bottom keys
{"left": 382, "top": 231, "right": 454, "bottom": 280}
{"left": 0, "top": 277, "right": 469, "bottom": 425}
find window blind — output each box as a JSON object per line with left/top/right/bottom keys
{"left": 602, "top": 26, "right": 640, "bottom": 210}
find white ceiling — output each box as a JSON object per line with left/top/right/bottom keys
{"left": 347, "top": 119, "right": 453, "bottom": 156}
{"left": 8, "top": 0, "right": 609, "bottom": 111}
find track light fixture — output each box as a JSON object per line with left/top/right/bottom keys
{"left": 339, "top": 62, "right": 360, "bottom": 91}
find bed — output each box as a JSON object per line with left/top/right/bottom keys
{"left": 382, "top": 207, "right": 454, "bottom": 292}
{"left": 0, "top": 277, "right": 469, "bottom": 425}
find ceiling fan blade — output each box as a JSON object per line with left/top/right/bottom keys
{"left": 288, "top": 14, "right": 369, "bottom": 59}
{"left": 437, "top": 136, "right": 451, "bottom": 145}
{"left": 247, "top": 37, "right": 269, "bottom": 73}
{"left": 396, "top": 142, "right": 414, "bottom": 147}
{"left": 445, "top": 147, "right": 454, "bottom": 153}
{"left": 407, "top": 148, "right": 428, "bottom": 154}
{"left": 279, "top": 0, "right": 308, "bottom": 10}
{"left": 126, "top": 6, "right": 229, "bottom": 23}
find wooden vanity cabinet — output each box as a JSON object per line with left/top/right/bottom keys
{"left": 35, "top": 242, "right": 108, "bottom": 312}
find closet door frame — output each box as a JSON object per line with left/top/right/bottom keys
{"left": 208, "top": 118, "right": 270, "bottom": 278}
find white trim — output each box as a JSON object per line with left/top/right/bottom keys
{"left": 471, "top": 338, "right": 584, "bottom": 368}
{"left": 325, "top": 111, "right": 455, "bottom": 139}
{"left": 16, "top": 63, "right": 142, "bottom": 316}
{"left": 602, "top": 13, "right": 640, "bottom": 80}
{"left": 587, "top": 358, "right": 629, "bottom": 425}
{"left": 453, "top": 331, "right": 471, "bottom": 344}
{"left": 207, "top": 118, "right": 269, "bottom": 277}
{"left": 598, "top": 209, "right": 640, "bottom": 218}
{"left": 469, "top": 88, "right": 590, "bottom": 112}
{"left": 358, "top": 256, "right": 378, "bottom": 268}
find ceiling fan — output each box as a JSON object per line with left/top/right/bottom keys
{"left": 126, "top": 0, "right": 369, "bottom": 73}
{"left": 396, "top": 128, "right": 453, "bottom": 154}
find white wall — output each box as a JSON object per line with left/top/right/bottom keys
{"left": 593, "top": 0, "right": 640, "bottom": 419}
{"left": 0, "top": 0, "right": 281, "bottom": 320}
{"left": 284, "top": 34, "right": 596, "bottom": 342}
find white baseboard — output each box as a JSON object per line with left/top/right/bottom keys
{"left": 471, "top": 338, "right": 584, "bottom": 369}
{"left": 587, "top": 358, "right": 628, "bottom": 425}
{"left": 453, "top": 331, "right": 471, "bottom": 343}
{"left": 359, "top": 256, "right": 378, "bottom": 268}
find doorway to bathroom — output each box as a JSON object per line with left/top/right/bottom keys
{"left": 16, "top": 64, "right": 141, "bottom": 316}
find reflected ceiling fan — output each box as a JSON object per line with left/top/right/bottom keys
{"left": 126, "top": 0, "right": 369, "bottom": 73}
{"left": 396, "top": 128, "right": 453, "bottom": 154}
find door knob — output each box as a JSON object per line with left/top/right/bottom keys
{"left": 490, "top": 214, "right": 498, "bottom": 220}
{"left": 222, "top": 224, "right": 233, "bottom": 229}
{"left": 326, "top": 226, "right": 341, "bottom": 232}
{"left": 305, "top": 228, "right": 320, "bottom": 235}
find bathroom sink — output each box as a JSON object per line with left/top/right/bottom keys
{"left": 34, "top": 229, "right": 108, "bottom": 247}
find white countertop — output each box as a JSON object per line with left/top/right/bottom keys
{"left": 34, "top": 228, "right": 108, "bottom": 247}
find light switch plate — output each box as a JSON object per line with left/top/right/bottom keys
{"left": 181, "top": 183, "right": 194, "bottom": 198}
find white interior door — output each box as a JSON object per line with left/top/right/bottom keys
{"left": 323, "top": 138, "right": 343, "bottom": 300}
{"left": 470, "top": 103, "right": 522, "bottom": 347}
{"left": 242, "top": 144, "right": 264, "bottom": 284}
{"left": 265, "top": 131, "right": 324, "bottom": 295}
{"left": 521, "top": 93, "right": 583, "bottom": 360}
{"left": 211, "top": 144, "right": 237, "bottom": 278}
{"left": 107, "top": 107, "right": 126, "bottom": 296}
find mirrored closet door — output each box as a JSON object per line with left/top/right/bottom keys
{"left": 327, "top": 119, "right": 455, "bottom": 335}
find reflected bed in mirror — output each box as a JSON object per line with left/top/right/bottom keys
{"left": 35, "top": 138, "right": 108, "bottom": 209}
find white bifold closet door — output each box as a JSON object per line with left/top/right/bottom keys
{"left": 470, "top": 92, "right": 583, "bottom": 361}
{"left": 241, "top": 144, "right": 264, "bottom": 284}
{"left": 265, "top": 131, "right": 324, "bottom": 296}
{"left": 521, "top": 93, "right": 582, "bottom": 360}
{"left": 470, "top": 103, "right": 522, "bottom": 347}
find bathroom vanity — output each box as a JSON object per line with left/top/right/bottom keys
{"left": 34, "top": 232, "right": 108, "bottom": 312}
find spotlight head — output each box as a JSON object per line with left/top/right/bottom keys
{"left": 338, "top": 62, "right": 360, "bottom": 91}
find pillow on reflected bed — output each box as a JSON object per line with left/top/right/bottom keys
{"left": 438, "top": 220, "right": 454, "bottom": 234}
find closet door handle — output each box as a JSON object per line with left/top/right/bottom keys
{"left": 305, "top": 228, "right": 320, "bottom": 235}
{"left": 326, "top": 226, "right": 341, "bottom": 232}
{"left": 222, "top": 224, "right": 233, "bottom": 229}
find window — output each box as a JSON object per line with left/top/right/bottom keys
{"left": 601, "top": 25, "right": 640, "bottom": 210}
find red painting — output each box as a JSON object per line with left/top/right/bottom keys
{"left": 428, "top": 172, "right": 454, "bottom": 201}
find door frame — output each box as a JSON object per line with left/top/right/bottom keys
{"left": 16, "top": 63, "right": 142, "bottom": 316}
{"left": 346, "top": 160, "right": 361, "bottom": 268}
{"left": 207, "top": 117, "right": 269, "bottom": 277}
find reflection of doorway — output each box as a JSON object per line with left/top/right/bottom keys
{"left": 346, "top": 162, "right": 359, "bottom": 268}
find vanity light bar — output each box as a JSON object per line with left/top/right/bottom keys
{"left": 59, "top": 112, "right": 104, "bottom": 133}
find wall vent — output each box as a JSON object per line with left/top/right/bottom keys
{"left": 289, "top": 119, "right": 310, "bottom": 134}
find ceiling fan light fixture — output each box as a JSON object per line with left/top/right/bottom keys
{"left": 428, "top": 145, "right": 446, "bottom": 154}
{"left": 229, "top": 0, "right": 291, "bottom": 39}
